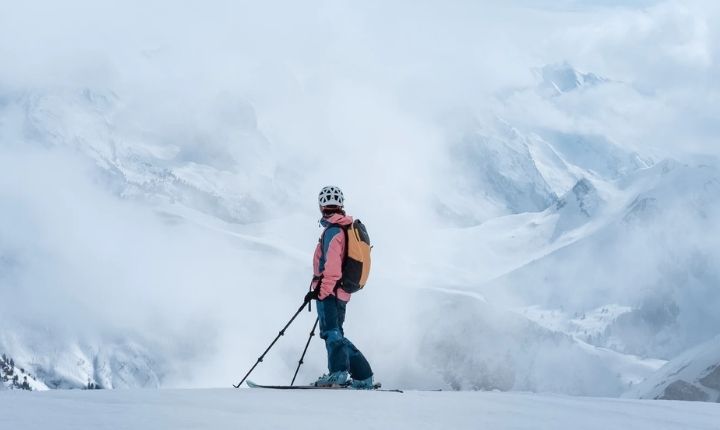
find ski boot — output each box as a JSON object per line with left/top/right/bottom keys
{"left": 312, "top": 370, "right": 349, "bottom": 387}
{"left": 350, "top": 375, "right": 375, "bottom": 390}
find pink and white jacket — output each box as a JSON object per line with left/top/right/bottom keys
{"left": 312, "top": 213, "right": 353, "bottom": 302}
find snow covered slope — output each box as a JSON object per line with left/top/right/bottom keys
{"left": 1, "top": 353, "right": 46, "bottom": 391}
{"left": 438, "top": 118, "right": 559, "bottom": 225}
{"left": 413, "top": 291, "right": 663, "bottom": 396}
{"left": 0, "top": 326, "right": 162, "bottom": 390}
{"left": 625, "top": 336, "right": 720, "bottom": 402}
{"left": 3, "top": 88, "right": 286, "bottom": 225}
{"left": 2, "top": 388, "right": 720, "bottom": 430}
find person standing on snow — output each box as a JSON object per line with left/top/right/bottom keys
{"left": 304, "top": 186, "right": 374, "bottom": 389}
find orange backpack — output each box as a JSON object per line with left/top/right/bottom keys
{"left": 326, "top": 220, "right": 372, "bottom": 293}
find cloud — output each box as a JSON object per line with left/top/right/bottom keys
{"left": 539, "top": 0, "right": 720, "bottom": 155}
{"left": 1, "top": 0, "right": 719, "bottom": 389}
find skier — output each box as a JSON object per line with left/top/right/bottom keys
{"left": 304, "top": 186, "right": 374, "bottom": 389}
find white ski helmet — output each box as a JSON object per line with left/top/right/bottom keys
{"left": 318, "top": 186, "right": 344, "bottom": 207}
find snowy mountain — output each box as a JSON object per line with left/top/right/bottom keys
{"left": 535, "top": 63, "right": 608, "bottom": 97}
{"left": 0, "top": 325, "right": 163, "bottom": 390}
{"left": 437, "top": 114, "right": 648, "bottom": 227}
{"left": 624, "top": 336, "right": 720, "bottom": 402}
{"left": 6, "top": 87, "right": 286, "bottom": 225}
{"left": 3, "top": 78, "right": 717, "bottom": 397}
{"left": 1, "top": 353, "right": 44, "bottom": 391}
{"left": 536, "top": 131, "right": 649, "bottom": 181}
{"left": 0, "top": 4, "right": 719, "bottom": 404}
{"left": 437, "top": 118, "right": 559, "bottom": 225}
{"left": 479, "top": 160, "right": 720, "bottom": 363}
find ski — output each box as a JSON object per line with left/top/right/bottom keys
{"left": 245, "top": 380, "right": 403, "bottom": 393}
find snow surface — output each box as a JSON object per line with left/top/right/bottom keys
{"left": 3, "top": 388, "right": 720, "bottom": 430}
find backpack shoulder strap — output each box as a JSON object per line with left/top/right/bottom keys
{"left": 320, "top": 223, "right": 350, "bottom": 294}
{"left": 339, "top": 224, "right": 349, "bottom": 262}
{"left": 320, "top": 223, "right": 348, "bottom": 259}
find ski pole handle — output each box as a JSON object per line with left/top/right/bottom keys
{"left": 307, "top": 278, "right": 317, "bottom": 312}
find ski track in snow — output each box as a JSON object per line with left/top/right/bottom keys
{"left": 2, "top": 388, "right": 719, "bottom": 430}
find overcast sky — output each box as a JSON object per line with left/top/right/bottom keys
{"left": 1, "top": 0, "right": 717, "bottom": 157}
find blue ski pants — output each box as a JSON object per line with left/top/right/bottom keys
{"left": 316, "top": 295, "right": 373, "bottom": 380}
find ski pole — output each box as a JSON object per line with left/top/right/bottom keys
{"left": 233, "top": 300, "right": 308, "bottom": 388}
{"left": 290, "top": 317, "right": 319, "bottom": 386}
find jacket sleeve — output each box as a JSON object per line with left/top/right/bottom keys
{"left": 318, "top": 228, "right": 345, "bottom": 300}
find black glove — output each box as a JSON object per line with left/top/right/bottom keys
{"left": 304, "top": 288, "right": 319, "bottom": 303}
